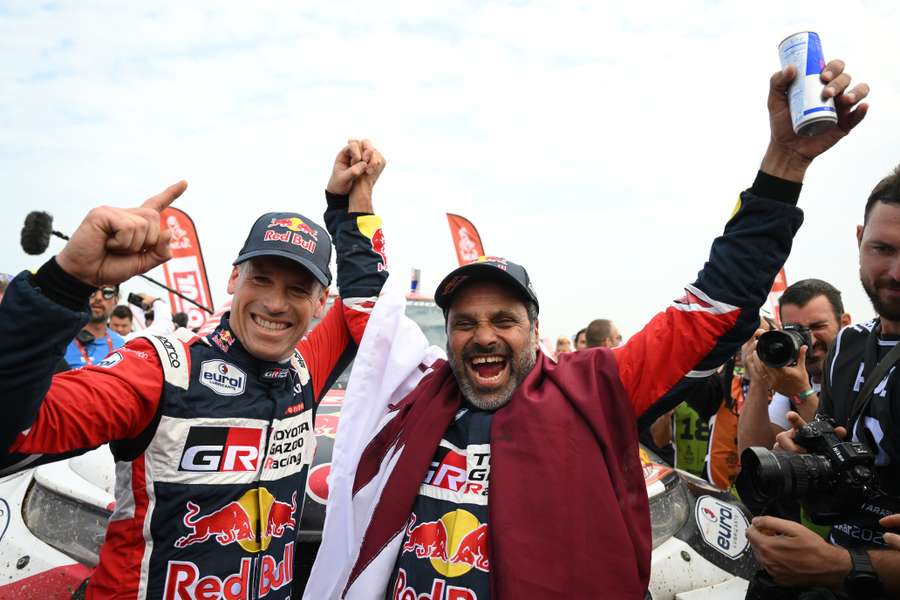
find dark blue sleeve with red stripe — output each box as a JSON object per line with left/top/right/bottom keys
{"left": 613, "top": 176, "right": 804, "bottom": 425}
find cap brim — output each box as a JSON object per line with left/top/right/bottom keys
{"left": 434, "top": 263, "right": 537, "bottom": 311}
{"left": 233, "top": 250, "right": 331, "bottom": 287}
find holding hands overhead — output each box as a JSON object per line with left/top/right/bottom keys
{"left": 326, "top": 138, "right": 387, "bottom": 213}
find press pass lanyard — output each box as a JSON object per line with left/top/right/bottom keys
{"left": 74, "top": 333, "right": 114, "bottom": 365}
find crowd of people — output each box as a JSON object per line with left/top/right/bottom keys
{"left": 1, "top": 53, "right": 899, "bottom": 600}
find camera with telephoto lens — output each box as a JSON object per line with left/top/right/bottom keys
{"left": 756, "top": 324, "right": 812, "bottom": 368}
{"left": 736, "top": 416, "right": 887, "bottom": 524}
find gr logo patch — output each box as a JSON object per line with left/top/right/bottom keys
{"left": 179, "top": 426, "right": 264, "bottom": 472}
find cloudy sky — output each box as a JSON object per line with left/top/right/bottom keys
{"left": 3, "top": 1, "right": 899, "bottom": 340}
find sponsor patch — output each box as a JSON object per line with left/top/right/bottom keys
{"left": 96, "top": 352, "right": 123, "bottom": 369}
{"left": 155, "top": 335, "right": 183, "bottom": 369}
{"left": 199, "top": 360, "right": 247, "bottom": 396}
{"left": 695, "top": 495, "right": 749, "bottom": 559}
{"left": 179, "top": 426, "right": 264, "bottom": 472}
{"left": 420, "top": 442, "right": 490, "bottom": 505}
{"left": 261, "top": 412, "right": 315, "bottom": 481}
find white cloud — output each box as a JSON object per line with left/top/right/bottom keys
{"left": 2, "top": 1, "right": 899, "bottom": 340}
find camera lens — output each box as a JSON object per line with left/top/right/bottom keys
{"left": 736, "top": 448, "right": 833, "bottom": 504}
{"left": 757, "top": 330, "right": 800, "bottom": 368}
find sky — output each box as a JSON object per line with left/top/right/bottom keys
{"left": 3, "top": 1, "right": 900, "bottom": 341}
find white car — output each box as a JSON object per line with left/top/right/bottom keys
{"left": 0, "top": 298, "right": 757, "bottom": 599}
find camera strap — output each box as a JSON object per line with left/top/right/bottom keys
{"left": 848, "top": 323, "right": 900, "bottom": 435}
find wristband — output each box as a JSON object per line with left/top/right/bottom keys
{"left": 797, "top": 388, "right": 816, "bottom": 401}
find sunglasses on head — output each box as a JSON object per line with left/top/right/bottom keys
{"left": 94, "top": 287, "right": 117, "bottom": 299}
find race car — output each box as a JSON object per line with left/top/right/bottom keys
{"left": 0, "top": 296, "right": 757, "bottom": 599}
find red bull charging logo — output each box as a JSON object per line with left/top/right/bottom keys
{"left": 401, "top": 510, "right": 489, "bottom": 577}
{"left": 175, "top": 488, "right": 297, "bottom": 553}
{"left": 267, "top": 216, "right": 318, "bottom": 239}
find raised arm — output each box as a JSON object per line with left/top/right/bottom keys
{"left": 298, "top": 139, "right": 390, "bottom": 401}
{"left": 0, "top": 181, "right": 187, "bottom": 464}
{"left": 619, "top": 59, "right": 868, "bottom": 424}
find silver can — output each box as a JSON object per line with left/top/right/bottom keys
{"left": 778, "top": 31, "right": 838, "bottom": 137}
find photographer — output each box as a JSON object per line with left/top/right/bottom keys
{"left": 745, "top": 165, "right": 900, "bottom": 598}
{"left": 738, "top": 279, "right": 850, "bottom": 454}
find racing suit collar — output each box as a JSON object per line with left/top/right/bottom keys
{"left": 207, "top": 314, "right": 293, "bottom": 386}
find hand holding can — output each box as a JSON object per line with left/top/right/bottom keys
{"left": 760, "top": 36, "right": 869, "bottom": 182}
{"left": 779, "top": 32, "right": 838, "bottom": 137}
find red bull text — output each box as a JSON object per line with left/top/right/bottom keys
{"left": 391, "top": 568, "right": 476, "bottom": 600}
{"left": 163, "top": 542, "right": 294, "bottom": 599}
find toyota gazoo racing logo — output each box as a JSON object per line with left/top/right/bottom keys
{"left": 165, "top": 489, "right": 298, "bottom": 599}
{"left": 199, "top": 360, "right": 246, "bottom": 396}
{"left": 394, "top": 509, "right": 486, "bottom": 600}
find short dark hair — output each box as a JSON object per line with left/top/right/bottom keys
{"left": 865, "top": 165, "right": 900, "bottom": 224}
{"left": 575, "top": 328, "right": 586, "bottom": 340}
{"left": 585, "top": 319, "right": 613, "bottom": 348}
{"left": 111, "top": 305, "right": 133, "bottom": 321}
{"left": 778, "top": 278, "right": 844, "bottom": 324}
{"left": 173, "top": 312, "right": 189, "bottom": 329}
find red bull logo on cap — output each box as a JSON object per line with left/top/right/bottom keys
{"left": 174, "top": 488, "right": 297, "bottom": 553}
{"left": 267, "top": 216, "right": 319, "bottom": 239}
{"left": 401, "top": 510, "right": 490, "bottom": 578}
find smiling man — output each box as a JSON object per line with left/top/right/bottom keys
{"left": 305, "top": 58, "right": 869, "bottom": 599}
{"left": 63, "top": 283, "right": 125, "bottom": 368}
{"left": 0, "top": 139, "right": 388, "bottom": 599}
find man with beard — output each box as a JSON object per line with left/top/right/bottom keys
{"left": 304, "top": 58, "right": 869, "bottom": 599}
{"left": 63, "top": 283, "right": 125, "bottom": 368}
{"left": 738, "top": 278, "right": 851, "bottom": 454}
{"left": 747, "top": 166, "right": 900, "bottom": 598}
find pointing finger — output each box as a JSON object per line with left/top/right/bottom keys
{"left": 141, "top": 180, "right": 188, "bottom": 213}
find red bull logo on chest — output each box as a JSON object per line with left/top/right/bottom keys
{"left": 174, "top": 488, "right": 296, "bottom": 553}
{"left": 401, "top": 509, "right": 489, "bottom": 578}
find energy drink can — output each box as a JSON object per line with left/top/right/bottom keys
{"left": 778, "top": 32, "right": 838, "bottom": 137}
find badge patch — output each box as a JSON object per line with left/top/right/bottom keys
{"left": 695, "top": 495, "right": 749, "bottom": 559}
{"left": 199, "top": 360, "right": 247, "bottom": 396}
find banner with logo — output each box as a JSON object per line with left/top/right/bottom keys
{"left": 160, "top": 207, "right": 215, "bottom": 330}
{"left": 766, "top": 268, "right": 789, "bottom": 326}
{"left": 446, "top": 213, "right": 485, "bottom": 266}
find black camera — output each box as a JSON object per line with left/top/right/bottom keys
{"left": 737, "top": 416, "right": 886, "bottom": 524}
{"left": 756, "top": 324, "right": 812, "bottom": 368}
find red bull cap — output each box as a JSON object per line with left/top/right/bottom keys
{"left": 234, "top": 212, "right": 332, "bottom": 286}
{"left": 435, "top": 256, "right": 538, "bottom": 313}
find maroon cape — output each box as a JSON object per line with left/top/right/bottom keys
{"left": 350, "top": 349, "right": 649, "bottom": 599}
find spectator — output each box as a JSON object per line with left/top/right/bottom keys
{"left": 109, "top": 304, "right": 133, "bottom": 336}
{"left": 574, "top": 327, "right": 587, "bottom": 350}
{"left": 585, "top": 318, "right": 622, "bottom": 348}
{"left": 172, "top": 311, "right": 189, "bottom": 329}
{"left": 738, "top": 279, "right": 850, "bottom": 455}
{"left": 62, "top": 284, "right": 125, "bottom": 368}
{"left": 555, "top": 335, "right": 572, "bottom": 357}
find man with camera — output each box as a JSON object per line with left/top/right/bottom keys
{"left": 744, "top": 165, "right": 900, "bottom": 598}
{"left": 738, "top": 279, "right": 851, "bottom": 455}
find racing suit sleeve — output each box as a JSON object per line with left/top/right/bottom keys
{"left": 297, "top": 191, "right": 388, "bottom": 402}
{"left": 0, "top": 259, "right": 163, "bottom": 470}
{"left": 613, "top": 172, "right": 805, "bottom": 427}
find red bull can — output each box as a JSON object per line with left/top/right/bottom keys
{"left": 778, "top": 32, "right": 838, "bottom": 137}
